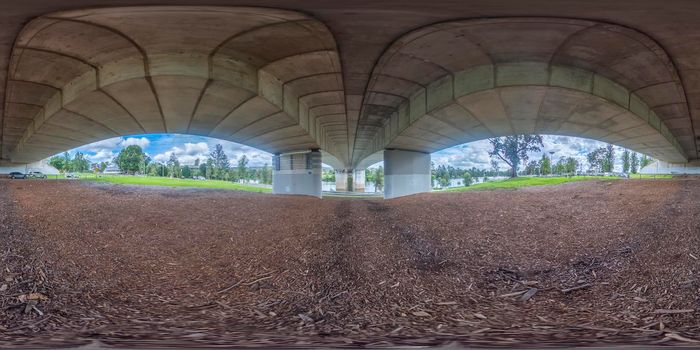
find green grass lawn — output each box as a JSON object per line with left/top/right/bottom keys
{"left": 442, "top": 176, "right": 620, "bottom": 192}
{"left": 78, "top": 174, "right": 271, "bottom": 193}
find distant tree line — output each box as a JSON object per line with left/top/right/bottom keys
{"left": 48, "top": 152, "right": 91, "bottom": 173}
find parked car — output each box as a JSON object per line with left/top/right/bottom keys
{"left": 28, "top": 171, "right": 47, "bottom": 179}
{"left": 65, "top": 173, "right": 80, "bottom": 179}
{"left": 8, "top": 172, "right": 27, "bottom": 179}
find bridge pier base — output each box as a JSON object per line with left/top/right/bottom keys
{"left": 640, "top": 160, "right": 700, "bottom": 174}
{"left": 334, "top": 169, "right": 366, "bottom": 192}
{"left": 384, "top": 149, "right": 431, "bottom": 199}
{"left": 272, "top": 150, "right": 322, "bottom": 197}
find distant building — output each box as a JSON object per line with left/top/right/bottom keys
{"left": 103, "top": 164, "right": 122, "bottom": 174}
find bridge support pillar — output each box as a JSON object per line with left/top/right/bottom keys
{"left": 384, "top": 149, "right": 431, "bottom": 199}
{"left": 335, "top": 169, "right": 349, "bottom": 191}
{"left": 640, "top": 160, "right": 700, "bottom": 174}
{"left": 334, "top": 169, "right": 366, "bottom": 192}
{"left": 272, "top": 150, "right": 322, "bottom": 197}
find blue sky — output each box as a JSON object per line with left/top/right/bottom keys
{"left": 65, "top": 134, "right": 629, "bottom": 170}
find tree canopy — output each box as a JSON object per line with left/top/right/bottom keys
{"left": 488, "top": 135, "right": 544, "bottom": 178}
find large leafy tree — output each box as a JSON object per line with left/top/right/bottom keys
{"left": 115, "top": 145, "right": 145, "bottom": 174}
{"left": 167, "top": 153, "right": 181, "bottom": 178}
{"left": 488, "top": 135, "right": 544, "bottom": 178}
{"left": 209, "top": 144, "right": 229, "bottom": 180}
{"left": 48, "top": 155, "right": 67, "bottom": 172}
{"left": 72, "top": 152, "right": 91, "bottom": 173}
{"left": 621, "top": 150, "right": 631, "bottom": 173}
{"left": 540, "top": 154, "right": 551, "bottom": 175}
{"left": 587, "top": 144, "right": 615, "bottom": 173}
{"left": 236, "top": 155, "right": 249, "bottom": 181}
{"left": 630, "top": 152, "right": 639, "bottom": 174}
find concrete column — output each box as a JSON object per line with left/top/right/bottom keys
{"left": 384, "top": 149, "right": 431, "bottom": 199}
{"left": 272, "top": 150, "right": 322, "bottom": 197}
{"left": 640, "top": 160, "right": 700, "bottom": 174}
{"left": 335, "top": 170, "right": 348, "bottom": 192}
{"left": 353, "top": 169, "right": 366, "bottom": 192}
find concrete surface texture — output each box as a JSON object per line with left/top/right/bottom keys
{"left": 0, "top": 2, "right": 699, "bottom": 170}
{"left": 384, "top": 149, "right": 432, "bottom": 199}
{"left": 272, "top": 150, "right": 322, "bottom": 197}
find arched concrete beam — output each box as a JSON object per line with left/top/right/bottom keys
{"left": 353, "top": 17, "right": 695, "bottom": 165}
{"left": 356, "top": 64, "right": 687, "bottom": 165}
{"left": 4, "top": 7, "right": 348, "bottom": 165}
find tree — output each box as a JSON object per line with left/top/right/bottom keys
{"left": 236, "top": 155, "right": 249, "bottom": 182}
{"left": 587, "top": 145, "right": 616, "bottom": 173}
{"left": 48, "top": 155, "right": 67, "bottom": 173}
{"left": 525, "top": 160, "right": 540, "bottom": 175}
{"left": 540, "top": 154, "right": 551, "bottom": 175}
{"left": 182, "top": 165, "right": 192, "bottom": 178}
{"left": 630, "top": 152, "right": 639, "bottom": 174}
{"left": 261, "top": 163, "right": 272, "bottom": 184}
{"left": 603, "top": 144, "right": 615, "bottom": 172}
{"left": 71, "top": 152, "right": 90, "bottom": 173}
{"left": 115, "top": 145, "right": 145, "bottom": 174}
{"left": 373, "top": 166, "right": 384, "bottom": 191}
{"left": 621, "top": 150, "right": 631, "bottom": 173}
{"left": 488, "top": 135, "right": 544, "bottom": 178}
{"left": 463, "top": 172, "right": 473, "bottom": 187}
{"left": 167, "top": 153, "right": 180, "bottom": 178}
{"left": 640, "top": 154, "right": 653, "bottom": 169}
{"left": 209, "top": 144, "right": 229, "bottom": 180}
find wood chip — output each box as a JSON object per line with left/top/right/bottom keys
{"left": 499, "top": 290, "right": 527, "bottom": 298}
{"left": 412, "top": 311, "right": 431, "bottom": 317}
{"left": 520, "top": 288, "right": 538, "bottom": 302}
{"left": 473, "top": 312, "right": 487, "bottom": 320}
{"left": 561, "top": 283, "right": 592, "bottom": 293}
{"left": 664, "top": 332, "right": 700, "bottom": 343}
{"left": 654, "top": 309, "right": 695, "bottom": 314}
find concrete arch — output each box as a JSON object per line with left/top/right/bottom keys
{"left": 3, "top": 6, "right": 348, "bottom": 164}
{"left": 352, "top": 17, "right": 693, "bottom": 166}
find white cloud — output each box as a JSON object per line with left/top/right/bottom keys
{"left": 149, "top": 140, "right": 273, "bottom": 167}
{"left": 121, "top": 137, "right": 150, "bottom": 149}
{"left": 432, "top": 135, "right": 635, "bottom": 172}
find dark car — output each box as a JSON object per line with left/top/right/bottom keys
{"left": 28, "top": 171, "right": 47, "bottom": 179}
{"left": 8, "top": 172, "right": 27, "bottom": 179}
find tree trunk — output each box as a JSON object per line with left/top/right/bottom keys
{"left": 511, "top": 167, "right": 517, "bottom": 178}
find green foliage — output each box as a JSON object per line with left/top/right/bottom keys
{"left": 463, "top": 172, "right": 473, "bottom": 187}
{"left": 587, "top": 144, "right": 614, "bottom": 173}
{"left": 323, "top": 169, "right": 336, "bottom": 182}
{"left": 115, "top": 145, "right": 145, "bottom": 174}
{"left": 82, "top": 175, "right": 270, "bottom": 192}
{"left": 444, "top": 176, "right": 619, "bottom": 192}
{"left": 235, "top": 155, "right": 248, "bottom": 181}
{"left": 552, "top": 157, "right": 578, "bottom": 175}
{"left": 488, "top": 135, "right": 544, "bottom": 177}
{"left": 181, "top": 165, "right": 192, "bottom": 178}
{"left": 640, "top": 154, "right": 653, "bottom": 168}
{"left": 209, "top": 144, "right": 229, "bottom": 180}
{"left": 167, "top": 153, "right": 181, "bottom": 178}
{"left": 630, "top": 152, "right": 639, "bottom": 174}
{"left": 49, "top": 155, "right": 67, "bottom": 172}
{"left": 540, "top": 154, "right": 551, "bottom": 175}
{"left": 372, "top": 166, "right": 384, "bottom": 191}
{"left": 621, "top": 150, "right": 631, "bottom": 173}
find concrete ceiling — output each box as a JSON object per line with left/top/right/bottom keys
{"left": 1, "top": 1, "right": 699, "bottom": 168}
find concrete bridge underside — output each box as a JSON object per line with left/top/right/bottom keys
{"left": 1, "top": 2, "right": 699, "bottom": 197}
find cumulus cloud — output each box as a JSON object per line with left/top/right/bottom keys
{"left": 432, "top": 135, "right": 632, "bottom": 172}
{"left": 151, "top": 140, "right": 273, "bottom": 167}
{"left": 121, "top": 137, "right": 150, "bottom": 149}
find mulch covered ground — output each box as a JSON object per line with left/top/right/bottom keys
{"left": 1, "top": 178, "right": 699, "bottom": 347}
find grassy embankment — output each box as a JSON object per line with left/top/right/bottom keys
{"left": 78, "top": 174, "right": 271, "bottom": 193}
{"left": 441, "top": 175, "right": 671, "bottom": 192}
